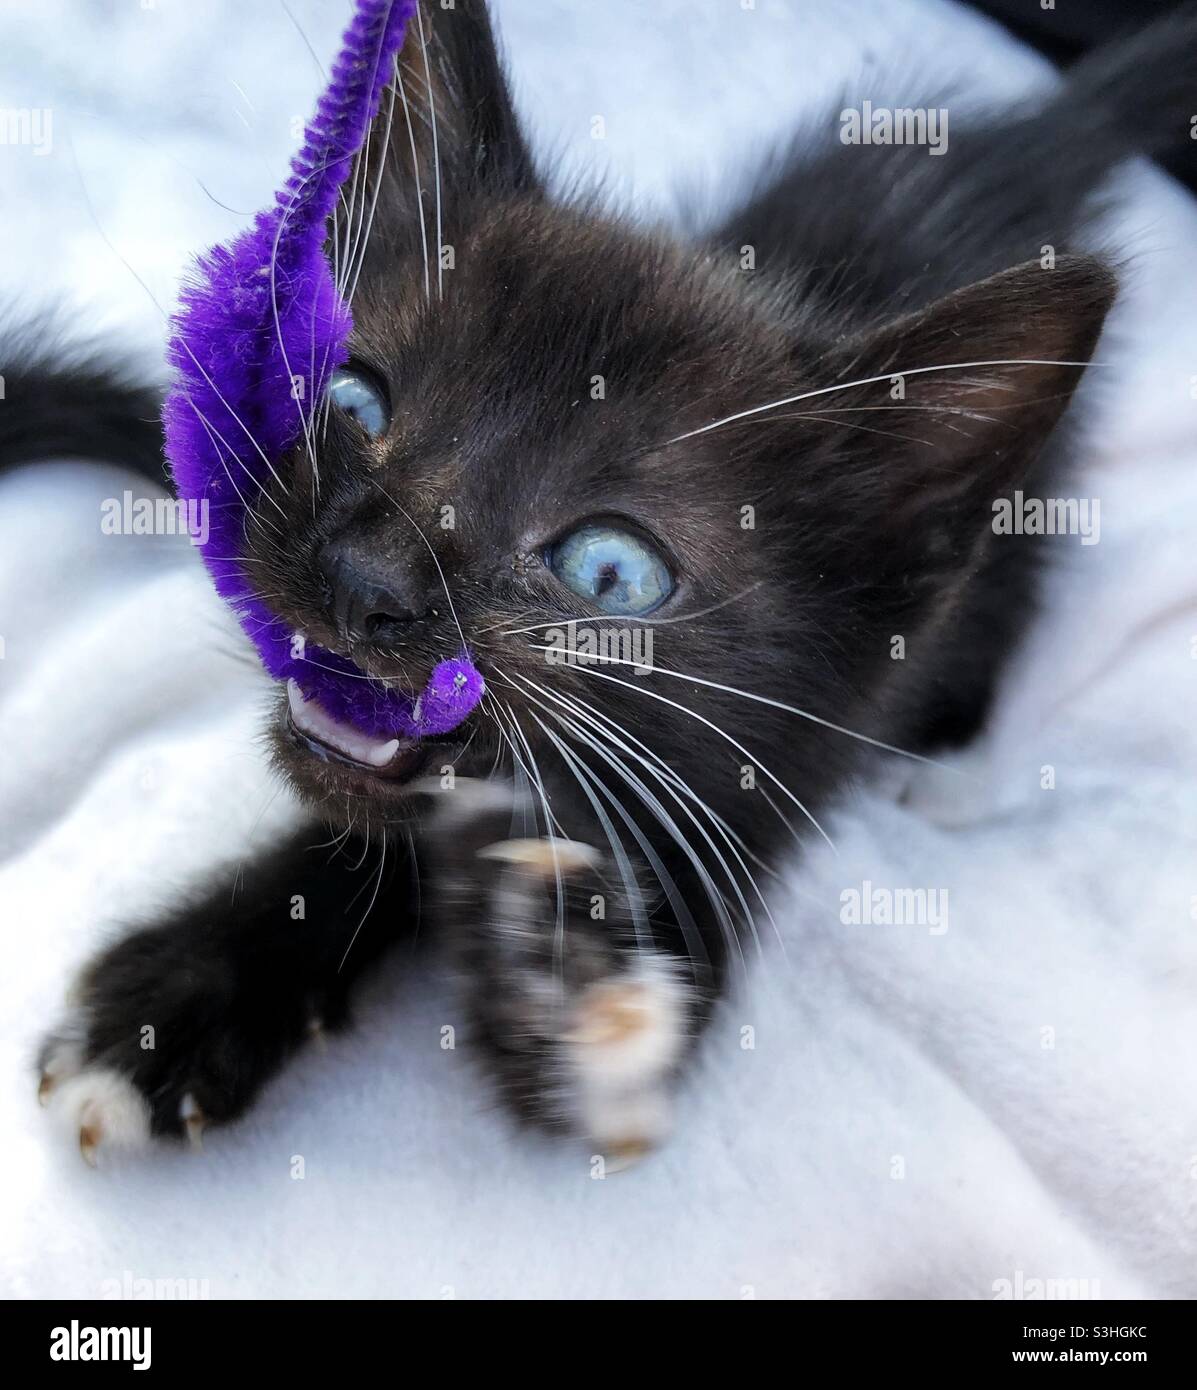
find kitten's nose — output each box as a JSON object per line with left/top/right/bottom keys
{"left": 318, "top": 537, "right": 430, "bottom": 647}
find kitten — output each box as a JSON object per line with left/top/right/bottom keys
{"left": 11, "top": 1, "right": 1196, "bottom": 1164}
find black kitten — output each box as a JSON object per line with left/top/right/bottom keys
{"left": 14, "top": 2, "right": 1197, "bottom": 1164}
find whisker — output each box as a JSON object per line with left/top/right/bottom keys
{"left": 496, "top": 699, "right": 568, "bottom": 989}
{"left": 521, "top": 644, "right": 960, "bottom": 773}
{"left": 664, "top": 357, "right": 1109, "bottom": 447}
{"left": 512, "top": 689, "right": 735, "bottom": 977}
{"left": 395, "top": 61, "right": 431, "bottom": 302}
{"left": 370, "top": 480, "right": 469, "bottom": 652}
{"left": 494, "top": 698, "right": 565, "bottom": 839}
{"left": 512, "top": 669, "right": 784, "bottom": 888}
{"left": 522, "top": 656, "right": 836, "bottom": 850}
{"left": 177, "top": 338, "right": 295, "bottom": 510}
{"left": 415, "top": 1, "right": 444, "bottom": 302}
{"left": 506, "top": 668, "right": 784, "bottom": 967}
{"left": 526, "top": 712, "right": 654, "bottom": 958}
{"left": 267, "top": 165, "right": 335, "bottom": 493}
{"left": 280, "top": 0, "right": 327, "bottom": 78}
{"left": 483, "top": 694, "right": 534, "bottom": 838}
{"left": 181, "top": 395, "right": 288, "bottom": 535}
{"left": 338, "top": 828, "right": 388, "bottom": 972}
{"left": 344, "top": 55, "right": 400, "bottom": 311}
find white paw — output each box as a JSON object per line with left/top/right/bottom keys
{"left": 563, "top": 955, "right": 688, "bottom": 1168}
{"left": 40, "top": 1038, "right": 150, "bottom": 1166}
{"left": 446, "top": 824, "right": 698, "bottom": 1162}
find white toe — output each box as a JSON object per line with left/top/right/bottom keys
{"left": 50, "top": 1068, "right": 151, "bottom": 1163}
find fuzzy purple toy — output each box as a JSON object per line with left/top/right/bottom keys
{"left": 162, "top": 0, "right": 484, "bottom": 740}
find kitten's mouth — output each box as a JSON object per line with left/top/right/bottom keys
{"left": 284, "top": 679, "right": 427, "bottom": 782}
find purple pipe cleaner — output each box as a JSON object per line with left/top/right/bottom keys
{"left": 162, "top": 0, "right": 484, "bottom": 739}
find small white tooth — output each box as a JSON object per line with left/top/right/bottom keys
{"left": 363, "top": 738, "right": 401, "bottom": 767}
{"left": 287, "top": 679, "right": 400, "bottom": 766}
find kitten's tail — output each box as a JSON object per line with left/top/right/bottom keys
{"left": 914, "top": 4, "right": 1197, "bottom": 288}
{"left": 1050, "top": 3, "right": 1197, "bottom": 159}
{"left": 1003, "top": 3, "right": 1197, "bottom": 207}
{"left": 0, "top": 328, "right": 168, "bottom": 491}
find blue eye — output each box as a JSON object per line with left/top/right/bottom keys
{"left": 328, "top": 367, "right": 389, "bottom": 436}
{"left": 549, "top": 523, "right": 674, "bottom": 616}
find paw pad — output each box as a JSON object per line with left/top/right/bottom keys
{"left": 564, "top": 982, "right": 655, "bottom": 1046}
{"left": 478, "top": 837, "right": 603, "bottom": 877}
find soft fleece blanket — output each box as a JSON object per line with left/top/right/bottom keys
{"left": 1, "top": 0, "right": 1195, "bottom": 1299}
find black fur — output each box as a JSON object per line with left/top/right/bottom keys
{"left": 0, "top": 331, "right": 167, "bottom": 488}
{"left": 39, "top": 823, "right": 417, "bottom": 1133}
{"left": 23, "top": 2, "right": 1197, "bottom": 1149}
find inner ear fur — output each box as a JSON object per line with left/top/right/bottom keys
{"left": 825, "top": 255, "right": 1117, "bottom": 525}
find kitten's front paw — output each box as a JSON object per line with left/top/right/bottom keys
{"left": 450, "top": 833, "right": 699, "bottom": 1167}
{"left": 37, "top": 919, "right": 324, "bottom": 1165}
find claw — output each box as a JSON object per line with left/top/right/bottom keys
{"left": 603, "top": 1138, "right": 654, "bottom": 1173}
{"left": 37, "top": 1038, "right": 83, "bottom": 1108}
{"left": 78, "top": 1107, "right": 102, "bottom": 1167}
{"left": 179, "top": 1093, "right": 206, "bottom": 1152}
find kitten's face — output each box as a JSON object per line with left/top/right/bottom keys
{"left": 241, "top": 2, "right": 1112, "bottom": 837}
{"left": 248, "top": 196, "right": 818, "bottom": 821}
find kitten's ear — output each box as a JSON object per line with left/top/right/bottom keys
{"left": 808, "top": 255, "right": 1115, "bottom": 545}
{"left": 337, "top": 0, "right": 537, "bottom": 254}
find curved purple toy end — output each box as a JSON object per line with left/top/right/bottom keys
{"left": 415, "top": 657, "right": 487, "bottom": 738}
{"left": 164, "top": 0, "right": 487, "bottom": 744}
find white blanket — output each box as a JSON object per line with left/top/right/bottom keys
{"left": 2, "top": 0, "right": 1195, "bottom": 1299}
